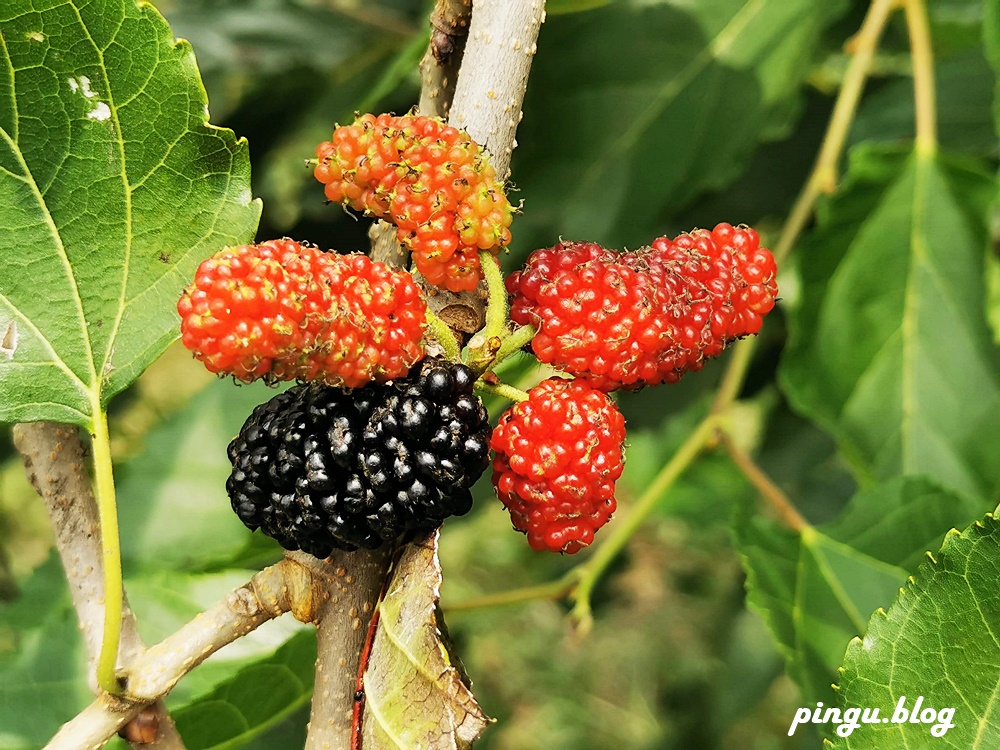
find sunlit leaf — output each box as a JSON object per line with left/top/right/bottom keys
{"left": 738, "top": 477, "right": 983, "bottom": 707}
{"left": 829, "top": 509, "right": 1000, "bottom": 749}
{"left": 0, "top": 0, "right": 260, "bottom": 426}
{"left": 780, "top": 146, "right": 1000, "bottom": 500}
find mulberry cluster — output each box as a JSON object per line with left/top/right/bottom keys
{"left": 314, "top": 113, "right": 514, "bottom": 292}
{"left": 226, "top": 359, "right": 492, "bottom": 557}
{"left": 490, "top": 378, "right": 626, "bottom": 554}
{"left": 507, "top": 223, "right": 778, "bottom": 391}
{"left": 178, "top": 240, "right": 426, "bottom": 388}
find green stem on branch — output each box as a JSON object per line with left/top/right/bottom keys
{"left": 445, "top": 571, "right": 580, "bottom": 612}
{"left": 473, "top": 380, "right": 529, "bottom": 403}
{"left": 480, "top": 251, "right": 508, "bottom": 341}
{"left": 902, "top": 0, "right": 937, "bottom": 156}
{"left": 465, "top": 251, "right": 511, "bottom": 372}
{"left": 717, "top": 428, "right": 809, "bottom": 533}
{"left": 569, "top": 414, "right": 721, "bottom": 633}
{"left": 710, "top": 0, "right": 899, "bottom": 417}
{"left": 91, "top": 407, "right": 123, "bottom": 695}
{"left": 773, "top": 0, "right": 899, "bottom": 267}
{"left": 425, "top": 307, "right": 462, "bottom": 361}
{"left": 486, "top": 324, "right": 536, "bottom": 374}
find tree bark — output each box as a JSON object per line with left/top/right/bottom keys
{"left": 299, "top": 547, "right": 394, "bottom": 749}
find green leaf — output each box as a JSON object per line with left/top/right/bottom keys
{"left": 0, "top": 556, "right": 90, "bottom": 750}
{"left": 0, "top": 0, "right": 260, "bottom": 426}
{"left": 828, "top": 510, "right": 1000, "bottom": 749}
{"left": 116, "top": 378, "right": 285, "bottom": 572}
{"left": 850, "top": 50, "right": 997, "bottom": 157}
{"left": 0, "top": 557, "right": 306, "bottom": 745}
{"left": 363, "top": 534, "right": 490, "bottom": 749}
{"left": 738, "top": 477, "right": 984, "bottom": 707}
{"left": 546, "top": 0, "right": 612, "bottom": 14}
{"left": 929, "top": 0, "right": 989, "bottom": 57}
{"left": 510, "top": 0, "right": 848, "bottom": 250}
{"left": 170, "top": 630, "right": 316, "bottom": 750}
{"left": 985, "top": 0, "right": 1000, "bottom": 133}
{"left": 780, "top": 146, "right": 1000, "bottom": 500}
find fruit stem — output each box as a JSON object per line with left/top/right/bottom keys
{"left": 480, "top": 250, "right": 508, "bottom": 340}
{"left": 717, "top": 428, "right": 810, "bottom": 533}
{"left": 485, "top": 324, "right": 536, "bottom": 374}
{"left": 444, "top": 571, "right": 581, "bottom": 612}
{"left": 465, "top": 251, "right": 510, "bottom": 372}
{"left": 425, "top": 307, "right": 462, "bottom": 361}
{"left": 773, "top": 0, "right": 898, "bottom": 267}
{"left": 710, "top": 0, "right": 898, "bottom": 417}
{"left": 473, "top": 380, "right": 529, "bottom": 403}
{"left": 91, "top": 407, "right": 124, "bottom": 695}
{"left": 569, "top": 413, "right": 720, "bottom": 633}
{"left": 902, "top": 0, "right": 937, "bottom": 156}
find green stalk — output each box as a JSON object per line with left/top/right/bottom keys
{"left": 473, "top": 380, "right": 530, "bottom": 403}
{"left": 479, "top": 251, "right": 508, "bottom": 341}
{"left": 569, "top": 414, "right": 719, "bottom": 631}
{"left": 466, "top": 251, "right": 512, "bottom": 372}
{"left": 485, "top": 324, "right": 536, "bottom": 374}
{"left": 91, "top": 407, "right": 123, "bottom": 694}
{"left": 425, "top": 307, "right": 462, "bottom": 361}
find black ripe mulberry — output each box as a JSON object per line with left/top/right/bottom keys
{"left": 226, "top": 359, "right": 491, "bottom": 557}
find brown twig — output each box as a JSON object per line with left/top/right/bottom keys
{"left": 419, "top": 0, "right": 473, "bottom": 119}
{"left": 901, "top": 0, "right": 937, "bottom": 155}
{"left": 42, "top": 556, "right": 304, "bottom": 749}
{"left": 306, "top": 3, "right": 548, "bottom": 745}
{"left": 14, "top": 423, "right": 185, "bottom": 749}
{"left": 447, "top": 0, "right": 544, "bottom": 181}
{"left": 426, "top": 0, "right": 548, "bottom": 341}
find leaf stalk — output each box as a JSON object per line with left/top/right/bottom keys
{"left": 91, "top": 407, "right": 124, "bottom": 695}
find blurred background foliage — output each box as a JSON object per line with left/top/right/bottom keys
{"left": 1, "top": 0, "right": 997, "bottom": 748}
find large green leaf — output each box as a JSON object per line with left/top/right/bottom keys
{"left": 738, "top": 477, "right": 984, "bottom": 708}
{"left": 0, "top": 556, "right": 90, "bottom": 750}
{"left": 850, "top": 50, "right": 997, "bottom": 158}
{"left": 116, "top": 377, "right": 285, "bottom": 573}
{"left": 829, "top": 510, "right": 1000, "bottom": 749}
{"left": 0, "top": 0, "right": 260, "bottom": 426}
{"left": 509, "top": 0, "right": 848, "bottom": 250}
{"left": 169, "top": 629, "right": 315, "bottom": 750}
{"left": 985, "top": 0, "right": 1000, "bottom": 132}
{"left": 780, "top": 146, "right": 1000, "bottom": 500}
{"left": 0, "top": 555, "right": 306, "bottom": 747}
